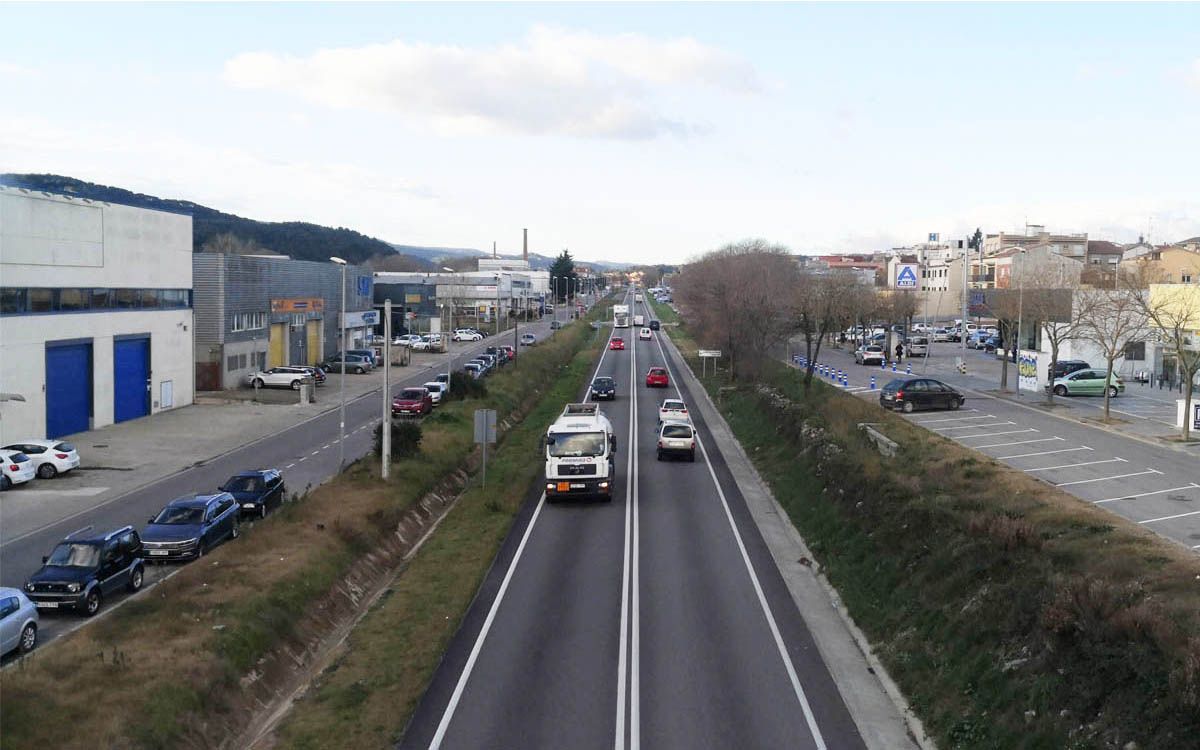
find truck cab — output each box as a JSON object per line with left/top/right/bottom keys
{"left": 543, "top": 403, "right": 616, "bottom": 501}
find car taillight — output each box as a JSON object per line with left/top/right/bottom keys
{"left": 8, "top": 465, "right": 18, "bottom": 471}
{"left": 55, "top": 453, "right": 69, "bottom": 459}
{"left": 658, "top": 441, "right": 664, "bottom": 448}
{"left": 681, "top": 409, "right": 687, "bottom": 413}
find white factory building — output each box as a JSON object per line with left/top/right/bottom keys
{"left": 0, "top": 186, "right": 195, "bottom": 442}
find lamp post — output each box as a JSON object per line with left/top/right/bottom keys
{"left": 442, "top": 267, "right": 455, "bottom": 333}
{"left": 330, "top": 256, "right": 348, "bottom": 470}
{"left": 1015, "top": 249, "right": 1027, "bottom": 394}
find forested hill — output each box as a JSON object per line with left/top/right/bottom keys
{"left": 0, "top": 173, "right": 393, "bottom": 265}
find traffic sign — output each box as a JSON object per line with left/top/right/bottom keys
{"left": 698, "top": 350, "right": 722, "bottom": 358}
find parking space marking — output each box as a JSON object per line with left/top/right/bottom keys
{"left": 914, "top": 414, "right": 991, "bottom": 424}
{"left": 311, "top": 450, "right": 320, "bottom": 456}
{"left": 974, "top": 436, "right": 1065, "bottom": 450}
{"left": 935, "top": 421, "right": 1014, "bottom": 431}
{"left": 1094, "top": 484, "right": 1200, "bottom": 505}
{"left": 298, "top": 456, "right": 307, "bottom": 462}
{"left": 1024, "top": 458, "right": 1127, "bottom": 472}
{"left": 1054, "top": 469, "right": 1162, "bottom": 488}
{"left": 1139, "top": 510, "right": 1200, "bottom": 525}
{"left": 10, "top": 487, "right": 110, "bottom": 497}
{"left": 995, "top": 446, "right": 1092, "bottom": 460}
{"left": 954, "top": 429, "right": 1037, "bottom": 439}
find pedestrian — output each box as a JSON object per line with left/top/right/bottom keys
{"left": 895, "top": 342, "right": 904, "bottom": 363}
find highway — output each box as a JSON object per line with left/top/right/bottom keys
{"left": 399, "top": 291, "right": 866, "bottom": 750}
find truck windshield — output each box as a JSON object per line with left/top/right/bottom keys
{"left": 547, "top": 432, "right": 606, "bottom": 457}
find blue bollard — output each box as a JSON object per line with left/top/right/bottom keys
{"left": 906, "top": 363, "right": 912, "bottom": 375}
{"left": 842, "top": 375, "right": 849, "bottom": 388}
{"left": 870, "top": 376, "right": 876, "bottom": 390}
{"left": 891, "top": 362, "right": 897, "bottom": 372}
{"left": 880, "top": 360, "right": 886, "bottom": 370}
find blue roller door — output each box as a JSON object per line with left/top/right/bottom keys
{"left": 45, "top": 342, "right": 93, "bottom": 438}
{"left": 113, "top": 337, "right": 150, "bottom": 423}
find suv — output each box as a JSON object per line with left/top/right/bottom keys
{"left": 247, "top": 366, "right": 313, "bottom": 390}
{"left": 649, "top": 320, "right": 661, "bottom": 331}
{"left": 219, "top": 469, "right": 286, "bottom": 520}
{"left": 656, "top": 421, "right": 697, "bottom": 462}
{"left": 24, "top": 526, "right": 145, "bottom": 616}
{"left": 322, "top": 353, "right": 372, "bottom": 374}
{"left": 550, "top": 320, "right": 563, "bottom": 330}
{"left": 393, "top": 387, "right": 434, "bottom": 417}
{"left": 140, "top": 494, "right": 241, "bottom": 561}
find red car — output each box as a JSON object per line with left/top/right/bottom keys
{"left": 392, "top": 387, "right": 433, "bottom": 417}
{"left": 645, "top": 367, "right": 669, "bottom": 388}
{"left": 500, "top": 345, "right": 516, "bottom": 361}
{"left": 610, "top": 337, "right": 626, "bottom": 351}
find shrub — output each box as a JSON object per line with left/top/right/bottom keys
{"left": 373, "top": 421, "right": 423, "bottom": 460}
{"left": 448, "top": 371, "right": 488, "bottom": 400}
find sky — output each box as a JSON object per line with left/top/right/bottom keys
{"left": 2, "top": 2, "right": 1199, "bottom": 264}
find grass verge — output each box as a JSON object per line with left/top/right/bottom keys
{"left": 650, "top": 297, "right": 1200, "bottom": 750}
{"left": 0, "top": 303, "right": 613, "bottom": 750}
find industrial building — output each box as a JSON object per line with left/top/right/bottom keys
{"left": 192, "top": 253, "right": 374, "bottom": 390}
{"left": 0, "top": 186, "right": 195, "bottom": 441}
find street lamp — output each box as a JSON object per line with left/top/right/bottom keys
{"left": 442, "top": 267, "right": 456, "bottom": 333}
{"left": 330, "top": 256, "right": 348, "bottom": 470}
{"left": 1015, "top": 249, "right": 1027, "bottom": 394}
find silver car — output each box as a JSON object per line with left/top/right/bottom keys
{"left": 0, "top": 586, "right": 38, "bottom": 656}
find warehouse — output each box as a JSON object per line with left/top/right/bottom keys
{"left": 0, "top": 186, "right": 195, "bottom": 442}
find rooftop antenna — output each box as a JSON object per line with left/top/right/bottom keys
{"left": 523, "top": 228, "right": 528, "bottom": 262}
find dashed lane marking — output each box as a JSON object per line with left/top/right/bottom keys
{"left": 1094, "top": 483, "right": 1200, "bottom": 505}
{"left": 1054, "top": 468, "right": 1162, "bottom": 488}
{"left": 311, "top": 450, "right": 320, "bottom": 456}
{"left": 286, "top": 463, "right": 296, "bottom": 469}
{"left": 1024, "top": 458, "right": 1127, "bottom": 472}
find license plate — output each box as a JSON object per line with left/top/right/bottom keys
{"left": 570, "top": 483, "right": 586, "bottom": 489}
{"left": 35, "top": 601, "right": 59, "bottom": 609}
{"left": 242, "top": 503, "right": 257, "bottom": 509}
{"left": 556, "top": 482, "right": 570, "bottom": 492}
{"left": 148, "top": 549, "right": 169, "bottom": 556}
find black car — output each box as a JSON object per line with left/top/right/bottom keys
{"left": 649, "top": 320, "right": 661, "bottom": 331}
{"left": 550, "top": 320, "right": 563, "bottom": 330}
{"left": 484, "top": 347, "right": 507, "bottom": 367}
{"left": 590, "top": 376, "right": 617, "bottom": 400}
{"left": 879, "top": 378, "right": 965, "bottom": 413}
{"left": 140, "top": 493, "right": 241, "bottom": 561}
{"left": 1049, "top": 359, "right": 1090, "bottom": 380}
{"left": 24, "top": 526, "right": 144, "bottom": 616}
{"left": 220, "top": 469, "right": 285, "bottom": 519}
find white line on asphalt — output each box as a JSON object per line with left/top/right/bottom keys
{"left": 1023, "top": 458, "right": 1127, "bottom": 472}
{"left": 1054, "top": 469, "right": 1162, "bottom": 487}
{"left": 653, "top": 321, "right": 827, "bottom": 750}
{"left": 934, "top": 421, "right": 1015, "bottom": 431}
{"left": 953, "top": 429, "right": 1037, "bottom": 439}
{"left": 914, "top": 414, "right": 991, "bottom": 424}
{"left": 12, "top": 487, "right": 110, "bottom": 497}
{"left": 298, "top": 456, "right": 306, "bottom": 462}
{"left": 311, "top": 450, "right": 320, "bottom": 456}
{"left": 1094, "top": 484, "right": 1200, "bottom": 505}
{"left": 1139, "top": 509, "right": 1200, "bottom": 525}
{"left": 974, "top": 437, "right": 1065, "bottom": 449}
{"left": 615, "top": 319, "right": 636, "bottom": 750}
{"left": 630, "top": 335, "right": 642, "bottom": 750}
{"left": 285, "top": 463, "right": 295, "bottom": 469}
{"left": 995, "top": 446, "right": 1093, "bottom": 460}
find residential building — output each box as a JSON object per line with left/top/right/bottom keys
{"left": 1120, "top": 245, "right": 1200, "bottom": 285}
{"left": 0, "top": 186, "right": 195, "bottom": 441}
{"left": 1082, "top": 240, "right": 1125, "bottom": 286}
{"left": 983, "top": 225, "right": 1088, "bottom": 260}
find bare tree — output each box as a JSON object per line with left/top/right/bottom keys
{"left": 1019, "top": 282, "right": 1098, "bottom": 404}
{"left": 1079, "top": 288, "right": 1152, "bottom": 420}
{"left": 792, "top": 271, "right": 862, "bottom": 390}
{"left": 1138, "top": 285, "right": 1200, "bottom": 440}
{"left": 875, "top": 290, "right": 917, "bottom": 360}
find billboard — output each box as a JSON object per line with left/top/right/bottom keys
{"left": 1018, "top": 350, "right": 1040, "bottom": 392}
{"left": 895, "top": 264, "right": 919, "bottom": 289}
{"left": 271, "top": 298, "right": 324, "bottom": 313}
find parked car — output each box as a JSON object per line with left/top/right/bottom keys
{"left": 879, "top": 378, "right": 965, "bottom": 413}
{"left": 0, "top": 587, "right": 39, "bottom": 656}
{"left": 656, "top": 421, "right": 697, "bottom": 462}
{"left": 247, "top": 366, "right": 313, "bottom": 390}
{"left": 219, "top": 469, "right": 285, "bottom": 520}
{"left": 658, "top": 398, "right": 690, "bottom": 424}
{"left": 1049, "top": 359, "right": 1091, "bottom": 380}
{"left": 485, "top": 347, "right": 508, "bottom": 367}
{"left": 967, "top": 332, "right": 990, "bottom": 349}
{"left": 463, "top": 363, "right": 484, "bottom": 379}
{"left": 855, "top": 345, "right": 886, "bottom": 365}
{"left": 906, "top": 336, "right": 930, "bottom": 358}
{"left": 393, "top": 387, "right": 434, "bottom": 417}
{"left": 500, "top": 345, "right": 516, "bottom": 361}
{"left": 423, "top": 381, "right": 448, "bottom": 405}
{"left": 434, "top": 372, "right": 450, "bottom": 389}
{"left": 393, "top": 334, "right": 423, "bottom": 347}
{"left": 931, "top": 328, "right": 953, "bottom": 343}
{"left": 25, "top": 526, "right": 144, "bottom": 616}
{"left": 466, "top": 358, "right": 489, "bottom": 374}
{"left": 141, "top": 494, "right": 240, "bottom": 562}
{"left": 1050, "top": 369, "right": 1125, "bottom": 398}
{"left": 649, "top": 320, "right": 661, "bottom": 331}
{"left": 0, "top": 450, "right": 36, "bottom": 491}
{"left": 610, "top": 337, "right": 626, "bottom": 351}
{"left": 346, "top": 348, "right": 380, "bottom": 366}
{"left": 520, "top": 333, "right": 537, "bottom": 346}
{"left": 983, "top": 335, "right": 1002, "bottom": 353}
{"left": 645, "top": 367, "right": 670, "bottom": 388}
{"left": 590, "top": 376, "right": 617, "bottom": 400}
{"left": 550, "top": 320, "right": 563, "bottom": 330}
{"left": 639, "top": 327, "right": 652, "bottom": 340}
{"left": 322, "top": 353, "right": 372, "bottom": 374}
{"left": 2, "top": 439, "right": 80, "bottom": 479}
{"left": 297, "top": 366, "right": 327, "bottom": 385}
{"left": 452, "top": 329, "right": 483, "bottom": 342}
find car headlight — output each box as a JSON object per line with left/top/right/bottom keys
{"left": 67, "top": 583, "right": 81, "bottom": 593}
{"left": 24, "top": 582, "right": 34, "bottom": 592}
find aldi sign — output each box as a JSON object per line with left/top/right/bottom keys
{"left": 895, "top": 264, "right": 919, "bottom": 289}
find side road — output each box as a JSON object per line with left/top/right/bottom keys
{"left": 662, "top": 321, "right": 924, "bottom": 747}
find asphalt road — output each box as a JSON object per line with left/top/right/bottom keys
{"left": 0, "top": 319, "right": 559, "bottom": 653}
{"left": 399, "top": 292, "right": 865, "bottom": 750}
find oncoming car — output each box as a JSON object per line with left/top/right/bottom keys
{"left": 609, "top": 337, "right": 625, "bottom": 351}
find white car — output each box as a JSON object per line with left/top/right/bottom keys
{"left": 0, "top": 587, "right": 39, "bottom": 656}
{"left": 656, "top": 421, "right": 697, "bottom": 462}
{"left": 0, "top": 450, "right": 37, "bottom": 491}
{"left": 452, "top": 329, "right": 483, "bottom": 342}
{"left": 931, "top": 328, "right": 953, "bottom": 343}
{"left": 638, "top": 327, "right": 652, "bottom": 340}
{"left": 422, "top": 382, "right": 448, "bottom": 405}
{"left": 393, "top": 334, "right": 424, "bottom": 347}
{"left": 658, "top": 399, "right": 690, "bottom": 424}
{"left": 855, "top": 346, "right": 886, "bottom": 365}
{"left": 2, "top": 440, "right": 80, "bottom": 479}
{"left": 247, "top": 367, "right": 312, "bottom": 390}
{"left": 520, "top": 333, "right": 537, "bottom": 346}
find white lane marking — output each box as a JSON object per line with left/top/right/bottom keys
{"left": 953, "top": 429, "right": 1037, "bottom": 439}
{"left": 1139, "top": 509, "right": 1200, "bottom": 525}
{"left": 1054, "top": 469, "right": 1162, "bottom": 488}
{"left": 630, "top": 334, "right": 642, "bottom": 750}
{"left": 974, "top": 437, "right": 1064, "bottom": 450}
{"left": 1024, "top": 458, "right": 1127, "bottom": 472}
{"left": 934, "top": 421, "right": 1013, "bottom": 431}
{"left": 914, "top": 413, "right": 991, "bottom": 424}
{"left": 615, "top": 324, "right": 635, "bottom": 750}
{"left": 285, "top": 463, "right": 295, "bottom": 469}
{"left": 651, "top": 322, "right": 828, "bottom": 749}
{"left": 297, "top": 456, "right": 306, "bottom": 462}
{"left": 1094, "top": 483, "right": 1200, "bottom": 505}
{"left": 995, "top": 446, "right": 1093, "bottom": 460}
{"left": 311, "top": 450, "right": 320, "bottom": 456}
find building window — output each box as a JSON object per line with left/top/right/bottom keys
{"left": 115, "top": 288, "right": 139, "bottom": 309}
{"left": 57, "top": 288, "right": 89, "bottom": 311}
{"left": 29, "top": 288, "right": 53, "bottom": 312}
{"left": 1, "top": 288, "right": 27, "bottom": 314}
{"left": 227, "top": 355, "right": 239, "bottom": 372}
{"left": 1183, "top": 273, "right": 1193, "bottom": 284}
{"left": 0, "top": 287, "right": 191, "bottom": 315}
{"left": 92, "top": 289, "right": 113, "bottom": 309}
{"left": 140, "top": 289, "right": 159, "bottom": 308}
{"left": 1124, "top": 342, "right": 1146, "bottom": 361}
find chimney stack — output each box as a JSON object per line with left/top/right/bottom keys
{"left": 523, "top": 228, "right": 528, "bottom": 262}
{"left": 492, "top": 240, "right": 497, "bottom": 259}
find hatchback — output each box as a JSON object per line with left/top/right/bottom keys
{"left": 1050, "top": 369, "right": 1124, "bottom": 398}
{"left": 520, "top": 333, "right": 537, "bottom": 346}
{"left": 2, "top": 440, "right": 80, "bottom": 479}
{"left": 645, "top": 367, "right": 669, "bottom": 388}
{"left": 550, "top": 320, "right": 563, "bottom": 330}
{"left": 649, "top": 320, "right": 661, "bottom": 331}
{"left": 0, "top": 587, "right": 39, "bottom": 656}
{"left": 0, "top": 450, "right": 36, "bottom": 491}
{"left": 393, "top": 387, "right": 434, "bottom": 417}
{"left": 879, "top": 378, "right": 965, "bottom": 413}
{"left": 610, "top": 337, "right": 626, "bottom": 351}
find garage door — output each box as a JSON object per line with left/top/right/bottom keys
{"left": 113, "top": 337, "right": 150, "bottom": 423}
{"left": 268, "top": 323, "right": 287, "bottom": 367}
{"left": 289, "top": 325, "right": 307, "bottom": 365}
{"left": 306, "top": 320, "right": 322, "bottom": 365}
{"left": 45, "top": 342, "right": 93, "bottom": 438}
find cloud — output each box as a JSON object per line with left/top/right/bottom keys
{"left": 1190, "top": 58, "right": 1200, "bottom": 89}
{"left": 222, "top": 25, "right": 759, "bottom": 139}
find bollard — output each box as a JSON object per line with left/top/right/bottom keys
{"left": 891, "top": 362, "right": 897, "bottom": 372}
{"left": 870, "top": 376, "right": 876, "bottom": 390}
{"left": 906, "top": 363, "right": 912, "bottom": 375}
{"left": 842, "top": 375, "right": 849, "bottom": 388}
{"left": 880, "top": 360, "right": 886, "bottom": 370}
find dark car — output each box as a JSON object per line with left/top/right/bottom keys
{"left": 297, "top": 366, "right": 326, "bottom": 385}
{"left": 879, "top": 378, "right": 965, "bottom": 413}
{"left": 550, "top": 320, "right": 563, "bottom": 330}
{"left": 220, "top": 469, "right": 285, "bottom": 519}
{"left": 24, "top": 526, "right": 144, "bottom": 616}
{"left": 590, "top": 376, "right": 617, "bottom": 400}
{"left": 393, "top": 387, "right": 434, "bottom": 417}
{"left": 500, "top": 345, "right": 516, "bottom": 361}
{"left": 485, "top": 347, "right": 508, "bottom": 367}
{"left": 649, "top": 320, "right": 661, "bottom": 331}
{"left": 140, "top": 494, "right": 241, "bottom": 562}
{"left": 1049, "top": 359, "right": 1090, "bottom": 380}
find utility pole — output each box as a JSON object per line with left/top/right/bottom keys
{"left": 330, "top": 256, "right": 348, "bottom": 471}
{"left": 960, "top": 247, "right": 969, "bottom": 372}
{"left": 382, "top": 298, "right": 392, "bottom": 479}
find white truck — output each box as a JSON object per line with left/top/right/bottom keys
{"left": 613, "top": 304, "right": 630, "bottom": 328}
{"left": 543, "top": 403, "right": 617, "bottom": 501}
{"left": 633, "top": 314, "right": 645, "bottom": 327}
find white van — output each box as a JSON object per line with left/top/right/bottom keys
{"left": 906, "top": 336, "right": 929, "bottom": 357}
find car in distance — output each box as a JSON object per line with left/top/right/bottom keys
{"left": 609, "top": 337, "right": 626, "bottom": 351}
{"left": 0, "top": 587, "right": 39, "bottom": 656}
{"left": 219, "top": 469, "right": 285, "bottom": 520}
{"left": 0, "top": 450, "right": 36, "bottom": 491}
{"left": 247, "top": 366, "right": 313, "bottom": 390}
{"left": 931, "top": 328, "right": 953, "bottom": 343}
{"left": 452, "top": 329, "right": 484, "bottom": 342}
{"left": 2, "top": 439, "right": 79, "bottom": 479}
{"left": 550, "top": 320, "right": 563, "bottom": 330}
{"left": 645, "top": 367, "right": 669, "bottom": 388}
{"left": 1049, "top": 359, "right": 1091, "bottom": 380}
{"left": 140, "top": 494, "right": 241, "bottom": 562}
{"left": 393, "top": 387, "right": 434, "bottom": 417}
{"left": 590, "top": 376, "right": 617, "bottom": 400}
{"left": 463, "top": 362, "right": 484, "bottom": 379}
{"left": 855, "top": 345, "right": 886, "bottom": 366}
{"left": 296, "top": 366, "right": 327, "bottom": 386}
{"left": 322, "top": 353, "right": 372, "bottom": 374}
{"left": 423, "top": 381, "right": 448, "bottom": 405}
{"left": 658, "top": 398, "right": 690, "bottom": 424}
{"left": 520, "top": 333, "right": 537, "bottom": 346}
{"left": 656, "top": 421, "right": 697, "bottom": 462}
{"left": 906, "top": 336, "right": 930, "bottom": 358}
{"left": 638, "top": 327, "right": 652, "bottom": 340}
{"left": 649, "top": 319, "right": 661, "bottom": 331}
{"left": 879, "top": 378, "right": 966, "bottom": 413}
{"left": 499, "top": 345, "right": 516, "bottom": 361}
{"left": 394, "top": 334, "right": 424, "bottom": 347}
{"left": 346, "top": 348, "right": 380, "bottom": 367}
{"left": 24, "top": 526, "right": 145, "bottom": 616}
{"left": 1050, "top": 369, "right": 1125, "bottom": 398}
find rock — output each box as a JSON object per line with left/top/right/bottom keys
{"left": 1024, "top": 710, "right": 1037, "bottom": 723}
